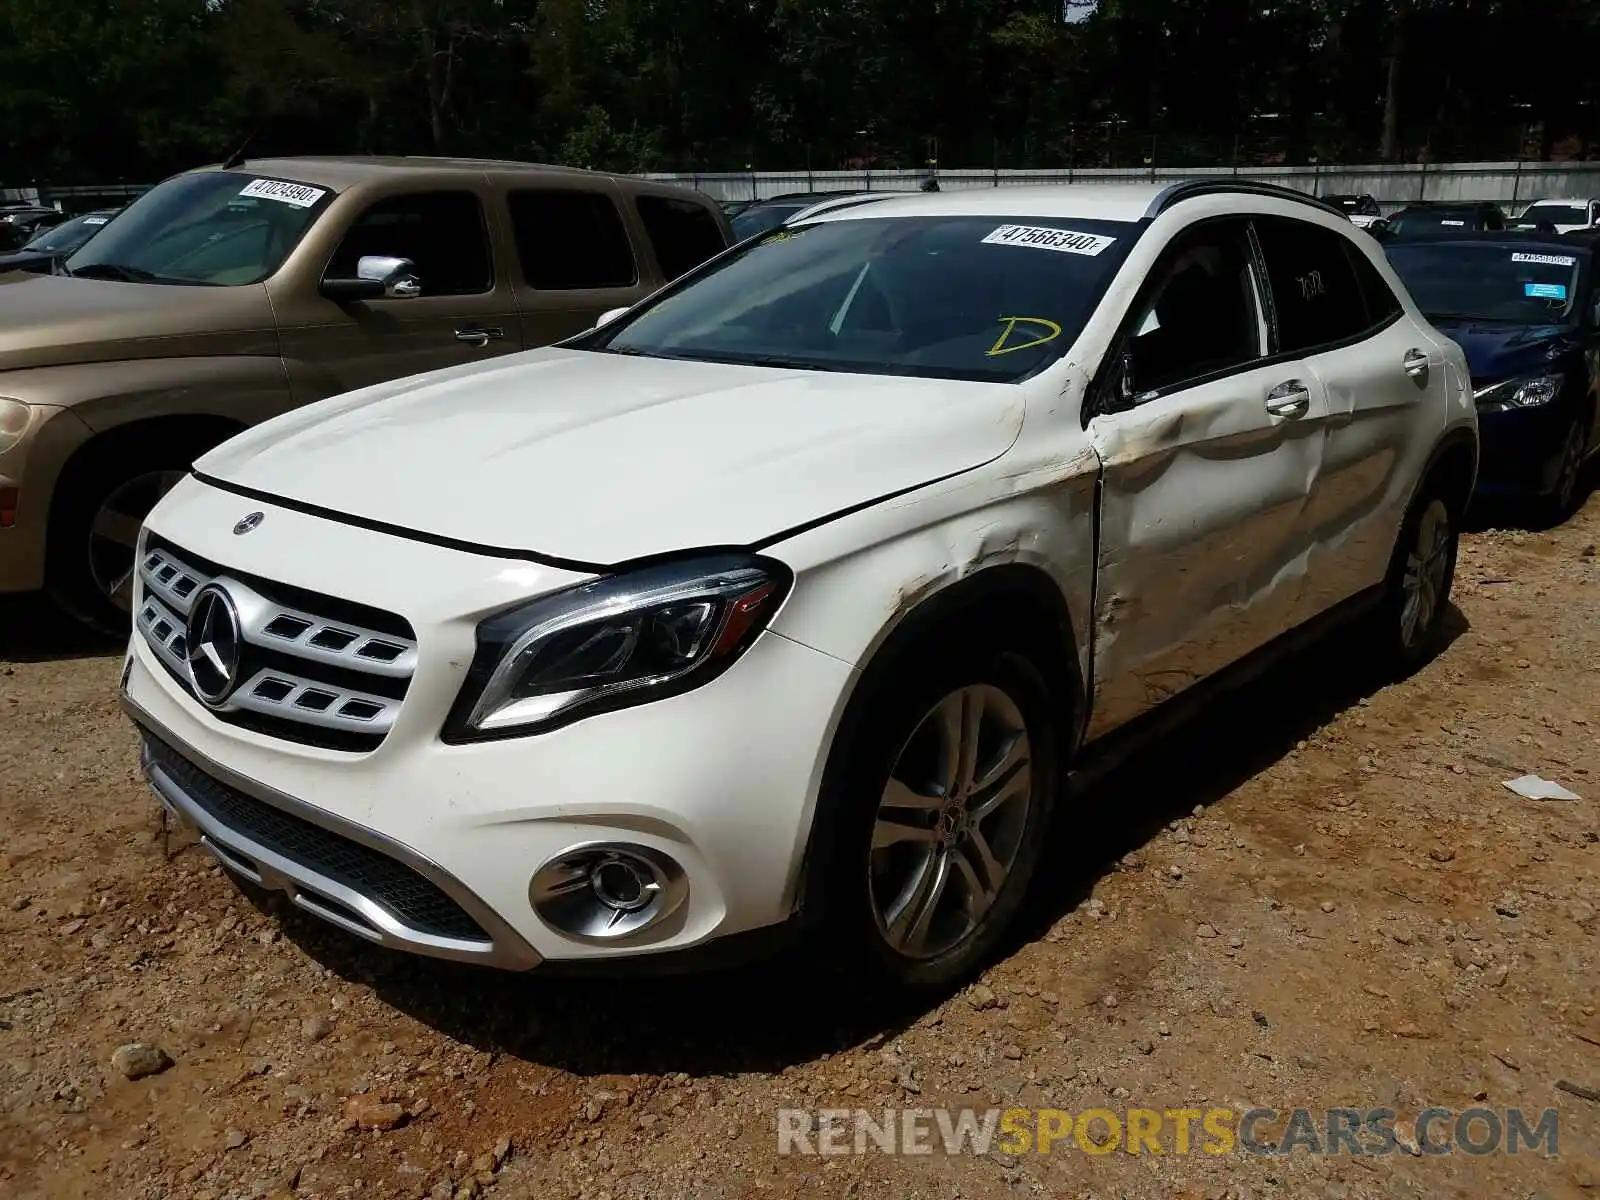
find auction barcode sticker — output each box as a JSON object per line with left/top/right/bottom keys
{"left": 1511, "top": 251, "right": 1577, "bottom": 267}
{"left": 237, "top": 178, "right": 328, "bottom": 209}
{"left": 981, "top": 225, "right": 1116, "bottom": 256}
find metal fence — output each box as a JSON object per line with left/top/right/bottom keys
{"left": 645, "top": 160, "right": 1600, "bottom": 215}
{"left": 9, "top": 160, "right": 1600, "bottom": 217}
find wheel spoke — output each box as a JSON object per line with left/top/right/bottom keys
{"left": 872, "top": 816, "right": 939, "bottom": 850}
{"left": 91, "top": 505, "right": 143, "bottom": 549}
{"left": 884, "top": 847, "right": 951, "bottom": 956}
{"left": 880, "top": 776, "right": 946, "bottom": 812}
{"left": 935, "top": 690, "right": 984, "bottom": 797}
{"left": 968, "top": 759, "right": 1030, "bottom": 823}
{"left": 108, "top": 569, "right": 136, "bottom": 610}
{"left": 964, "top": 827, "right": 1008, "bottom": 894}
{"left": 951, "top": 847, "right": 998, "bottom": 924}
{"left": 972, "top": 729, "right": 1027, "bottom": 793}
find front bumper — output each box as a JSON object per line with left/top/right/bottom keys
{"left": 0, "top": 403, "right": 92, "bottom": 593}
{"left": 123, "top": 477, "right": 856, "bottom": 968}
{"left": 1474, "top": 401, "right": 1580, "bottom": 496}
{"left": 130, "top": 708, "right": 543, "bottom": 968}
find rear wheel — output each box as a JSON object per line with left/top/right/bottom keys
{"left": 827, "top": 647, "right": 1059, "bottom": 992}
{"left": 46, "top": 437, "right": 212, "bottom": 634}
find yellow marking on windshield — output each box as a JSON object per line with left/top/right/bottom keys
{"left": 987, "top": 316, "right": 1063, "bottom": 357}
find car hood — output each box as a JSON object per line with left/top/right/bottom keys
{"left": 196, "top": 348, "right": 1026, "bottom": 566}
{"left": 0, "top": 273, "right": 276, "bottom": 370}
{"left": 1426, "top": 318, "right": 1580, "bottom": 384}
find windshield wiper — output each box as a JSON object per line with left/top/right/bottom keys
{"left": 65, "top": 262, "right": 161, "bottom": 282}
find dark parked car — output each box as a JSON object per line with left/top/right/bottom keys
{"left": 0, "top": 205, "right": 68, "bottom": 251}
{"left": 0, "top": 208, "right": 119, "bottom": 274}
{"left": 1384, "top": 202, "right": 1507, "bottom": 239}
{"left": 1324, "top": 193, "right": 1383, "bottom": 227}
{"left": 729, "top": 191, "right": 869, "bottom": 240}
{"left": 1386, "top": 234, "right": 1598, "bottom": 519}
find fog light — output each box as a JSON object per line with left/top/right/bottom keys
{"left": 530, "top": 843, "right": 687, "bottom": 940}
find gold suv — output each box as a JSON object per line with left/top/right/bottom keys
{"left": 0, "top": 156, "right": 731, "bottom": 630}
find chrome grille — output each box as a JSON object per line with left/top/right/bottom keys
{"left": 136, "top": 535, "right": 417, "bottom": 753}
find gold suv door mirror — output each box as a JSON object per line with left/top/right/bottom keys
{"left": 321, "top": 255, "right": 421, "bottom": 302}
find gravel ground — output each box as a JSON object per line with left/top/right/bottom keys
{"left": 3, "top": 496, "right": 1599, "bottom": 1200}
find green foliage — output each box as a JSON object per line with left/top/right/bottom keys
{"left": 0, "top": 0, "right": 1595, "bottom": 184}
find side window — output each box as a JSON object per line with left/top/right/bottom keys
{"left": 1124, "top": 220, "right": 1265, "bottom": 396}
{"left": 635, "top": 194, "right": 727, "bottom": 281}
{"left": 326, "top": 192, "right": 491, "bottom": 296}
{"left": 1252, "top": 216, "right": 1370, "bottom": 352}
{"left": 508, "top": 189, "right": 637, "bottom": 289}
{"left": 1342, "top": 242, "right": 1403, "bottom": 327}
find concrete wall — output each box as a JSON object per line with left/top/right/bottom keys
{"left": 646, "top": 161, "right": 1600, "bottom": 215}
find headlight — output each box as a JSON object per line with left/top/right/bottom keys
{"left": 444, "top": 554, "right": 791, "bottom": 740}
{"left": 0, "top": 398, "right": 31, "bottom": 455}
{"left": 1473, "top": 373, "right": 1562, "bottom": 411}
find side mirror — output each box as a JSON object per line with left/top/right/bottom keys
{"left": 321, "top": 255, "right": 421, "bottom": 301}
{"left": 595, "top": 306, "right": 629, "bottom": 328}
{"left": 1095, "top": 347, "right": 1136, "bottom": 417}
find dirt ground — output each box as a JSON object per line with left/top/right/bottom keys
{"left": 3, "top": 495, "right": 1599, "bottom": 1200}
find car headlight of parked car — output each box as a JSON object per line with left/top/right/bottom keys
{"left": 445, "top": 554, "right": 791, "bottom": 740}
{"left": 1473, "top": 373, "right": 1562, "bottom": 411}
{"left": 0, "top": 398, "right": 32, "bottom": 456}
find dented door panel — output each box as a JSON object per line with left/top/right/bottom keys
{"left": 1086, "top": 365, "right": 1328, "bottom": 738}
{"left": 1290, "top": 321, "right": 1444, "bottom": 622}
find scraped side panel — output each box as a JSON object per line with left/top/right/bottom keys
{"left": 1086, "top": 367, "right": 1326, "bottom": 740}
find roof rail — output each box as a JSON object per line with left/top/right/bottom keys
{"left": 1145, "top": 179, "right": 1346, "bottom": 220}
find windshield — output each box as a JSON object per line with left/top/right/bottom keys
{"left": 65, "top": 171, "right": 334, "bottom": 285}
{"left": 1386, "top": 243, "right": 1583, "bottom": 323}
{"left": 585, "top": 214, "right": 1138, "bottom": 383}
{"left": 24, "top": 212, "right": 113, "bottom": 253}
{"left": 1525, "top": 204, "right": 1588, "bottom": 226}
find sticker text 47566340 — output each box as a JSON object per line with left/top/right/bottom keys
{"left": 981, "top": 225, "right": 1116, "bottom": 257}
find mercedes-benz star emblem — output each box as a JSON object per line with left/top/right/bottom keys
{"left": 185, "top": 584, "right": 243, "bottom": 707}
{"left": 233, "top": 511, "right": 264, "bottom": 536}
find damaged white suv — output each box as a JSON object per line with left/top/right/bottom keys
{"left": 122, "top": 182, "right": 1476, "bottom": 990}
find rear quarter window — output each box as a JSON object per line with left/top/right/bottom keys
{"left": 1252, "top": 216, "right": 1372, "bottom": 352}
{"left": 508, "top": 189, "right": 637, "bottom": 290}
{"left": 635, "top": 194, "right": 728, "bottom": 281}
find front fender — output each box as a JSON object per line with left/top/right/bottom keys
{"left": 0, "top": 356, "right": 294, "bottom": 434}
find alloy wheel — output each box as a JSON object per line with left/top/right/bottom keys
{"left": 88, "top": 470, "right": 185, "bottom": 613}
{"left": 1399, "top": 497, "right": 1451, "bottom": 649}
{"left": 1552, "top": 423, "right": 1583, "bottom": 514}
{"left": 869, "top": 684, "right": 1033, "bottom": 960}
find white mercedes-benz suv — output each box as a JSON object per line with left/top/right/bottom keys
{"left": 121, "top": 182, "right": 1476, "bottom": 990}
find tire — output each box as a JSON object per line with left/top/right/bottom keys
{"left": 1370, "top": 480, "right": 1460, "bottom": 673}
{"left": 1537, "top": 418, "right": 1585, "bottom": 526}
{"left": 824, "top": 645, "right": 1060, "bottom": 993}
{"left": 45, "top": 434, "right": 210, "bottom": 635}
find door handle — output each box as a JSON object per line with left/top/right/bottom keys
{"left": 1264, "top": 380, "right": 1312, "bottom": 419}
{"left": 1403, "top": 348, "right": 1431, "bottom": 386}
{"left": 454, "top": 326, "right": 505, "bottom": 348}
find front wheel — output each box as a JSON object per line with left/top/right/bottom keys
{"left": 1539, "top": 418, "right": 1585, "bottom": 526}
{"left": 46, "top": 457, "right": 192, "bottom": 635}
{"left": 1370, "top": 486, "right": 1459, "bottom": 672}
{"left": 828, "top": 648, "right": 1060, "bottom": 992}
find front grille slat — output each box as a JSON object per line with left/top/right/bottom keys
{"left": 136, "top": 538, "right": 417, "bottom": 754}
{"left": 145, "top": 736, "right": 488, "bottom": 944}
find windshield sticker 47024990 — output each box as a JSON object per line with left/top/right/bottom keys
{"left": 981, "top": 225, "right": 1116, "bottom": 256}
{"left": 237, "top": 179, "right": 327, "bottom": 209}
